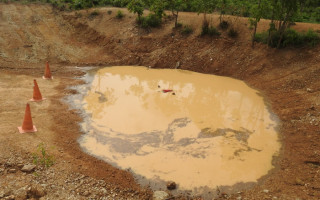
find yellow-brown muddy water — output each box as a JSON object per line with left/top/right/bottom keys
{"left": 79, "top": 66, "right": 280, "bottom": 191}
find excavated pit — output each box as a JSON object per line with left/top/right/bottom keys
{"left": 68, "top": 66, "right": 281, "bottom": 197}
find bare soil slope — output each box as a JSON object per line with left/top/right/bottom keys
{"left": 0, "top": 2, "right": 320, "bottom": 200}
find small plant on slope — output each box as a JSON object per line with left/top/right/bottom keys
{"left": 116, "top": 10, "right": 124, "bottom": 19}
{"left": 32, "top": 143, "right": 55, "bottom": 168}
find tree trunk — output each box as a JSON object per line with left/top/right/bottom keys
{"left": 252, "top": 22, "right": 258, "bottom": 48}
{"left": 175, "top": 11, "right": 179, "bottom": 27}
{"left": 277, "top": 13, "right": 289, "bottom": 48}
{"left": 252, "top": 0, "right": 262, "bottom": 48}
{"left": 267, "top": 8, "right": 275, "bottom": 46}
{"left": 204, "top": 12, "right": 207, "bottom": 25}
{"left": 278, "top": 20, "right": 282, "bottom": 30}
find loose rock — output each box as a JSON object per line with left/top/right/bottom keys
{"left": 153, "top": 191, "right": 169, "bottom": 200}
{"left": 8, "top": 169, "right": 16, "bottom": 173}
{"left": 28, "top": 185, "right": 46, "bottom": 198}
{"left": 307, "top": 88, "right": 313, "bottom": 93}
{"left": 175, "top": 61, "right": 180, "bottom": 69}
{"left": 15, "top": 187, "right": 28, "bottom": 200}
{"left": 166, "top": 181, "right": 176, "bottom": 190}
{"left": 82, "top": 191, "right": 90, "bottom": 197}
{"left": 295, "top": 178, "right": 304, "bottom": 186}
{"left": 17, "top": 163, "right": 24, "bottom": 168}
{"left": 4, "top": 189, "right": 12, "bottom": 197}
{"left": 5, "top": 195, "right": 15, "bottom": 200}
{"left": 21, "top": 164, "right": 36, "bottom": 173}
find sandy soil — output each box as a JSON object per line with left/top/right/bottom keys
{"left": 0, "top": 2, "right": 320, "bottom": 200}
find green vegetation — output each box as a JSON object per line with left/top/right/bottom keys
{"left": 89, "top": 10, "right": 99, "bottom": 18}
{"left": 138, "top": 13, "right": 162, "bottom": 28}
{"left": 201, "top": 23, "right": 221, "bottom": 36}
{"left": 2, "top": 0, "right": 319, "bottom": 24}
{"left": 175, "top": 22, "right": 183, "bottom": 28}
{"left": 166, "top": 0, "right": 187, "bottom": 27}
{"left": 2, "top": 0, "right": 319, "bottom": 48}
{"left": 181, "top": 25, "right": 193, "bottom": 35}
{"left": 127, "top": 0, "right": 144, "bottom": 21}
{"left": 116, "top": 10, "right": 124, "bottom": 18}
{"left": 219, "top": 20, "right": 229, "bottom": 30}
{"left": 255, "top": 29, "right": 320, "bottom": 48}
{"left": 32, "top": 143, "right": 55, "bottom": 168}
{"left": 228, "top": 27, "right": 238, "bottom": 38}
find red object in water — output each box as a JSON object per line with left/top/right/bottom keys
{"left": 162, "top": 90, "right": 173, "bottom": 93}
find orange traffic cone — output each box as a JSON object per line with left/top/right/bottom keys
{"left": 18, "top": 103, "right": 37, "bottom": 133}
{"left": 42, "top": 61, "right": 53, "bottom": 79}
{"left": 30, "top": 79, "right": 46, "bottom": 102}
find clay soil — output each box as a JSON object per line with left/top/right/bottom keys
{"left": 0, "top": 2, "right": 320, "bottom": 200}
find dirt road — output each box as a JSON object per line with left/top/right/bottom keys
{"left": 0, "top": 2, "right": 320, "bottom": 200}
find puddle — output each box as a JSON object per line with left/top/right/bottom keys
{"left": 71, "top": 66, "right": 281, "bottom": 196}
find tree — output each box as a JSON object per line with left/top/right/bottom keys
{"left": 127, "top": 0, "right": 145, "bottom": 21}
{"left": 165, "top": 0, "right": 188, "bottom": 27}
{"left": 192, "top": 0, "right": 218, "bottom": 25}
{"left": 250, "top": 0, "right": 262, "bottom": 47}
{"left": 150, "top": 0, "right": 166, "bottom": 19}
{"left": 250, "top": 0, "right": 271, "bottom": 47}
{"left": 276, "top": 0, "right": 299, "bottom": 48}
{"left": 267, "top": 0, "right": 276, "bottom": 46}
{"left": 217, "top": 0, "right": 229, "bottom": 24}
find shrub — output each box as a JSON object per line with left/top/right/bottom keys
{"left": 116, "top": 10, "right": 124, "bottom": 19}
{"left": 75, "top": 12, "right": 82, "bottom": 18}
{"left": 282, "top": 29, "right": 303, "bottom": 47}
{"left": 303, "top": 29, "right": 320, "bottom": 47}
{"left": 219, "top": 20, "right": 229, "bottom": 30}
{"left": 72, "top": 0, "right": 92, "bottom": 10}
{"left": 107, "top": 10, "right": 112, "bottom": 15}
{"left": 201, "top": 23, "right": 220, "bottom": 37}
{"left": 313, "top": 7, "right": 320, "bottom": 22}
{"left": 181, "top": 25, "right": 193, "bottom": 35}
{"left": 175, "top": 22, "right": 183, "bottom": 28}
{"left": 112, "top": 0, "right": 128, "bottom": 7}
{"left": 89, "top": 10, "right": 99, "bottom": 18}
{"left": 254, "top": 32, "right": 268, "bottom": 43}
{"left": 139, "top": 14, "right": 161, "bottom": 28}
{"left": 228, "top": 28, "right": 238, "bottom": 38}
{"left": 255, "top": 29, "right": 320, "bottom": 48}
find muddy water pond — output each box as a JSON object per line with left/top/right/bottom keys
{"left": 73, "top": 66, "right": 281, "bottom": 195}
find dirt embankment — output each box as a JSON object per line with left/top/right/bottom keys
{"left": 0, "top": 2, "right": 320, "bottom": 200}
